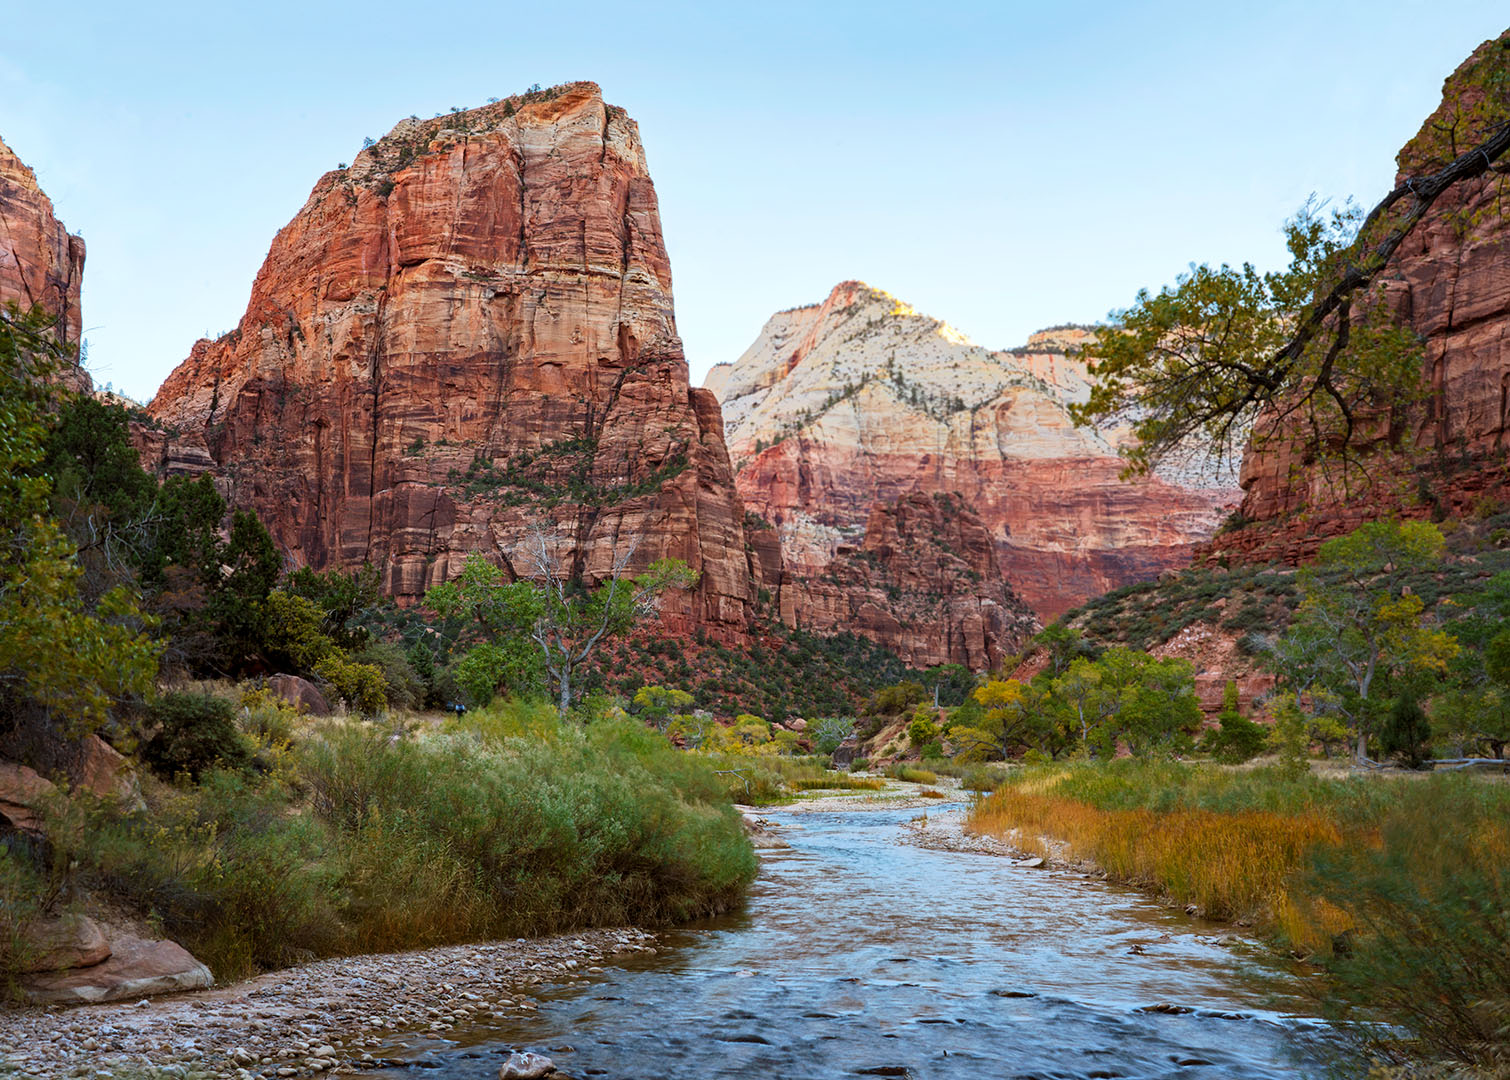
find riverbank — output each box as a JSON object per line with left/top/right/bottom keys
{"left": 0, "top": 927, "right": 658, "bottom": 1079}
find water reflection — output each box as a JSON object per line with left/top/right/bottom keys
{"left": 375, "top": 804, "right": 1327, "bottom": 1078}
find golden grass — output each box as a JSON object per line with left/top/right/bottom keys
{"left": 787, "top": 775, "right": 886, "bottom": 792}
{"left": 918, "top": 788, "right": 948, "bottom": 799}
{"left": 972, "top": 787, "right": 1342, "bottom": 937}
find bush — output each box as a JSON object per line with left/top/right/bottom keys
{"left": 1377, "top": 693, "right": 1433, "bottom": 769}
{"left": 141, "top": 693, "right": 253, "bottom": 780}
{"left": 56, "top": 704, "right": 756, "bottom": 981}
{"left": 849, "top": 757, "right": 870, "bottom": 773}
{"left": 312, "top": 655, "right": 386, "bottom": 717}
{"left": 884, "top": 764, "right": 937, "bottom": 785}
{"left": 352, "top": 642, "right": 425, "bottom": 711}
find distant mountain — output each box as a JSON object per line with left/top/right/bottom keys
{"left": 708, "top": 281, "right": 1237, "bottom": 619}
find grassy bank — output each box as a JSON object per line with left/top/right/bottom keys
{"left": 24, "top": 700, "right": 756, "bottom": 984}
{"left": 971, "top": 761, "right": 1510, "bottom": 1071}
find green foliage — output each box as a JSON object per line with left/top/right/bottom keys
{"left": 883, "top": 763, "right": 937, "bottom": 785}
{"left": 907, "top": 708, "right": 940, "bottom": 747}
{"left": 1273, "top": 521, "right": 1459, "bottom": 760}
{"left": 1200, "top": 681, "right": 1269, "bottom": 764}
{"left": 808, "top": 716, "right": 854, "bottom": 755}
{"left": 1302, "top": 778, "right": 1510, "bottom": 1069}
{"left": 1377, "top": 693, "right": 1433, "bottom": 768}
{"left": 141, "top": 693, "right": 253, "bottom": 780}
{"left": 312, "top": 655, "right": 387, "bottom": 717}
{"left": 865, "top": 680, "right": 925, "bottom": 716}
{"left": 53, "top": 704, "right": 755, "bottom": 981}
{"left": 350, "top": 641, "right": 425, "bottom": 710}
{"left": 630, "top": 685, "right": 695, "bottom": 731}
{"left": 0, "top": 305, "right": 159, "bottom": 738}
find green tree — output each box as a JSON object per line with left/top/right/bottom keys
{"left": 516, "top": 529, "right": 699, "bottom": 712}
{"left": 423, "top": 555, "right": 546, "bottom": 705}
{"left": 1275, "top": 521, "right": 1459, "bottom": 761}
{"left": 0, "top": 305, "right": 158, "bottom": 740}
{"left": 1094, "top": 649, "right": 1202, "bottom": 757}
{"left": 1051, "top": 656, "right": 1115, "bottom": 751}
{"left": 953, "top": 678, "right": 1049, "bottom": 761}
{"left": 1377, "top": 692, "right": 1433, "bottom": 768}
{"left": 1200, "top": 681, "right": 1268, "bottom": 764}
{"left": 1072, "top": 39, "right": 1510, "bottom": 483}
{"left": 631, "top": 685, "right": 695, "bottom": 732}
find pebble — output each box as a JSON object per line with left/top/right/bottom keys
{"left": 0, "top": 927, "right": 657, "bottom": 1079}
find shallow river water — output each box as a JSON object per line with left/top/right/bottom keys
{"left": 376, "top": 804, "right": 1330, "bottom": 1079}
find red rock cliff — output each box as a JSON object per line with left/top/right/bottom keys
{"left": 753, "top": 490, "right": 1039, "bottom": 670}
{"left": 0, "top": 135, "right": 88, "bottom": 390}
{"left": 1207, "top": 31, "right": 1510, "bottom": 563}
{"left": 147, "top": 84, "right": 753, "bottom": 633}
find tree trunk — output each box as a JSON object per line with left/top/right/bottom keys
{"left": 559, "top": 667, "right": 571, "bottom": 713}
{"left": 1354, "top": 730, "right": 1368, "bottom": 763}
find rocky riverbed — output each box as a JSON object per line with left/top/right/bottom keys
{"left": 0, "top": 928, "right": 658, "bottom": 1079}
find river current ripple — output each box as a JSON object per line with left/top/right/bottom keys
{"left": 376, "top": 804, "right": 1331, "bottom": 1079}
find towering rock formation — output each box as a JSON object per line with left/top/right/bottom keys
{"left": 0, "top": 136, "right": 89, "bottom": 391}
{"left": 1206, "top": 30, "right": 1510, "bottom": 564}
{"left": 709, "top": 282, "right": 1237, "bottom": 619}
{"left": 147, "top": 84, "right": 753, "bottom": 634}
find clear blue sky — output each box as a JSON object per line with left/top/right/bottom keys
{"left": 4, "top": 1, "right": 1505, "bottom": 401}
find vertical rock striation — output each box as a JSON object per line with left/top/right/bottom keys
{"left": 1206, "top": 30, "right": 1510, "bottom": 563}
{"left": 0, "top": 135, "right": 89, "bottom": 391}
{"left": 147, "top": 84, "right": 753, "bottom": 634}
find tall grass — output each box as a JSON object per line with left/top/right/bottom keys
{"left": 970, "top": 760, "right": 1510, "bottom": 1071}
{"left": 47, "top": 703, "right": 756, "bottom": 980}
{"left": 884, "top": 764, "right": 938, "bottom": 785}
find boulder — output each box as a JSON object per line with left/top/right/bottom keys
{"left": 266, "top": 674, "right": 330, "bottom": 717}
{"left": 22, "top": 935, "right": 213, "bottom": 1004}
{"left": 75, "top": 734, "right": 144, "bottom": 810}
{"left": 499, "top": 1051, "right": 556, "bottom": 1079}
{"left": 21, "top": 914, "right": 111, "bottom": 973}
{"left": 0, "top": 761, "right": 57, "bottom": 835}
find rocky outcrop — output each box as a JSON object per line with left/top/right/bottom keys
{"left": 0, "top": 135, "right": 89, "bottom": 391}
{"left": 757, "top": 491, "right": 1039, "bottom": 670}
{"left": 1206, "top": 30, "right": 1510, "bottom": 563}
{"left": 146, "top": 84, "right": 753, "bottom": 635}
{"left": 22, "top": 934, "right": 214, "bottom": 1004}
{"left": 709, "top": 282, "right": 1237, "bottom": 619}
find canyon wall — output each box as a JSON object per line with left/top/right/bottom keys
{"left": 147, "top": 84, "right": 754, "bottom": 635}
{"left": 709, "top": 281, "right": 1237, "bottom": 620}
{"left": 0, "top": 136, "right": 89, "bottom": 391}
{"left": 1206, "top": 30, "right": 1510, "bottom": 564}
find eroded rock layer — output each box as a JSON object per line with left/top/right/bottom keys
{"left": 147, "top": 85, "right": 753, "bottom": 634}
{"left": 1206, "top": 31, "right": 1510, "bottom": 563}
{"left": 751, "top": 491, "right": 1038, "bottom": 670}
{"left": 0, "top": 136, "right": 88, "bottom": 391}
{"left": 709, "top": 282, "right": 1237, "bottom": 619}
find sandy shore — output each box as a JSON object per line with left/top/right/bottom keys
{"left": 0, "top": 927, "right": 657, "bottom": 1079}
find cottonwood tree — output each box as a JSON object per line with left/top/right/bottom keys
{"left": 1274, "top": 521, "right": 1459, "bottom": 761}
{"left": 1073, "top": 38, "right": 1510, "bottom": 485}
{"left": 518, "top": 528, "right": 698, "bottom": 711}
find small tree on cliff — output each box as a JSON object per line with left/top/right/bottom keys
{"left": 1072, "top": 37, "right": 1510, "bottom": 485}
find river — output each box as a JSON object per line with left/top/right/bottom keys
{"left": 373, "top": 803, "right": 1330, "bottom": 1079}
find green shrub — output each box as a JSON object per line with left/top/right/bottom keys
{"left": 352, "top": 641, "right": 425, "bottom": 710}
{"left": 313, "top": 654, "right": 386, "bottom": 717}
{"left": 141, "top": 693, "right": 253, "bottom": 780}
{"left": 849, "top": 756, "right": 870, "bottom": 773}
{"left": 884, "top": 764, "right": 937, "bottom": 785}
{"left": 58, "top": 706, "right": 756, "bottom": 981}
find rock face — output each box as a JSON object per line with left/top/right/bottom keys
{"left": 147, "top": 85, "right": 753, "bottom": 635}
{"left": 0, "top": 135, "right": 89, "bottom": 391}
{"left": 1207, "top": 31, "right": 1510, "bottom": 563}
{"left": 754, "top": 491, "right": 1039, "bottom": 670}
{"left": 710, "top": 282, "right": 1237, "bottom": 619}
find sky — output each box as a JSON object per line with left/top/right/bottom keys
{"left": 3, "top": 1, "right": 1507, "bottom": 402}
